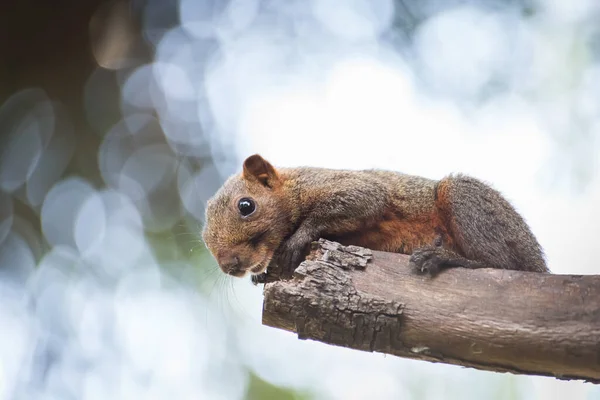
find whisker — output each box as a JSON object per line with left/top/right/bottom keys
{"left": 229, "top": 277, "right": 253, "bottom": 324}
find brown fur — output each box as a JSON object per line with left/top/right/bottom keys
{"left": 202, "top": 155, "right": 548, "bottom": 278}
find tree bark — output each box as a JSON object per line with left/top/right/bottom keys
{"left": 262, "top": 239, "right": 600, "bottom": 384}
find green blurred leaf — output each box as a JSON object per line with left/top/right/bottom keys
{"left": 245, "top": 371, "right": 314, "bottom": 400}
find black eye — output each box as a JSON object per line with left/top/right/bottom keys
{"left": 238, "top": 198, "right": 256, "bottom": 217}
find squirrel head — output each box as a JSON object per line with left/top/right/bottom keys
{"left": 202, "top": 154, "right": 292, "bottom": 277}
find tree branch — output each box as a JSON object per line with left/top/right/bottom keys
{"left": 261, "top": 239, "right": 600, "bottom": 383}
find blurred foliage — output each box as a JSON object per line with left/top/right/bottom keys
{"left": 245, "top": 372, "right": 315, "bottom": 400}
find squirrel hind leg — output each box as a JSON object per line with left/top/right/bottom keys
{"left": 434, "top": 174, "right": 548, "bottom": 273}
{"left": 409, "top": 244, "right": 487, "bottom": 275}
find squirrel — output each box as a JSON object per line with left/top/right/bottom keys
{"left": 202, "top": 154, "right": 548, "bottom": 283}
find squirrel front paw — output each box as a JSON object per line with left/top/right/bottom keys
{"left": 251, "top": 273, "right": 267, "bottom": 285}
{"left": 277, "top": 236, "right": 312, "bottom": 277}
{"left": 278, "top": 243, "right": 306, "bottom": 276}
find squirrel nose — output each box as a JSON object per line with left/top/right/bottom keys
{"left": 219, "top": 253, "right": 242, "bottom": 275}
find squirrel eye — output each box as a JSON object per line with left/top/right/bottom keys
{"left": 237, "top": 198, "right": 256, "bottom": 217}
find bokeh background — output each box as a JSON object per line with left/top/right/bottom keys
{"left": 1, "top": 0, "right": 600, "bottom": 399}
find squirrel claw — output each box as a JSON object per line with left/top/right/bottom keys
{"left": 410, "top": 245, "right": 487, "bottom": 275}
{"left": 251, "top": 273, "right": 267, "bottom": 285}
{"left": 409, "top": 245, "right": 445, "bottom": 276}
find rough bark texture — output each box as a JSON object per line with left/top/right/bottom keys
{"left": 262, "top": 239, "right": 600, "bottom": 384}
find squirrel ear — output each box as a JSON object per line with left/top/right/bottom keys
{"left": 242, "top": 154, "right": 280, "bottom": 188}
